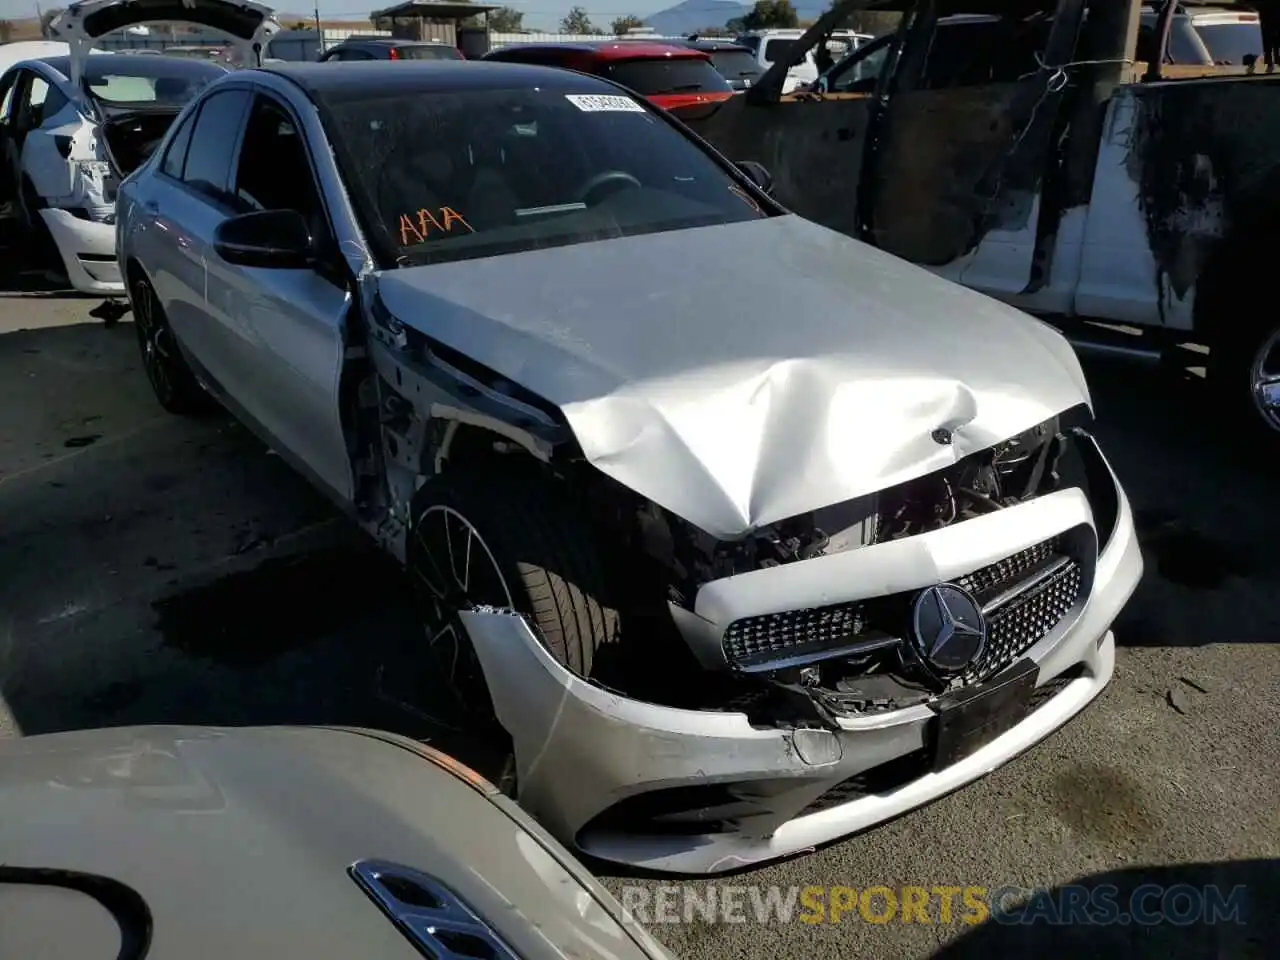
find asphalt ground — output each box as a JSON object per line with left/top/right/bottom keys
{"left": 1, "top": 264, "right": 1276, "bottom": 959}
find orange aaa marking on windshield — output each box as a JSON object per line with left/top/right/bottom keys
{"left": 398, "top": 206, "right": 474, "bottom": 245}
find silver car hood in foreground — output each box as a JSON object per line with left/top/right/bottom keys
{"left": 374, "top": 214, "right": 1090, "bottom": 539}
{"left": 0, "top": 726, "right": 667, "bottom": 960}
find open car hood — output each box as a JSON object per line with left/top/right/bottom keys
{"left": 49, "top": 0, "right": 280, "bottom": 94}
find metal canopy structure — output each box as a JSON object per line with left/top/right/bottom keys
{"left": 369, "top": 1, "right": 504, "bottom": 20}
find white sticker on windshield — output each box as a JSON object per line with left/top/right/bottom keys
{"left": 565, "top": 94, "right": 646, "bottom": 113}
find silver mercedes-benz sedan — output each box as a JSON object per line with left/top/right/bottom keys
{"left": 116, "top": 59, "right": 1142, "bottom": 875}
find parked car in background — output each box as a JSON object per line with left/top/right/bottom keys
{"left": 318, "top": 37, "right": 463, "bottom": 61}
{"left": 0, "top": 724, "right": 673, "bottom": 960}
{"left": 736, "top": 27, "right": 869, "bottom": 93}
{"left": 0, "top": 53, "right": 230, "bottom": 293}
{"left": 808, "top": 4, "right": 1265, "bottom": 95}
{"left": 117, "top": 59, "right": 1141, "bottom": 875}
{"left": 676, "top": 37, "right": 763, "bottom": 90}
{"left": 482, "top": 42, "right": 734, "bottom": 119}
{"left": 0, "top": 0, "right": 279, "bottom": 295}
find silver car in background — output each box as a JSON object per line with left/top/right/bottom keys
{"left": 0, "top": 725, "right": 672, "bottom": 960}
{"left": 115, "top": 59, "right": 1142, "bottom": 875}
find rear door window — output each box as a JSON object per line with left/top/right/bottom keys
{"left": 180, "top": 88, "right": 253, "bottom": 205}
{"left": 708, "top": 50, "right": 763, "bottom": 84}
{"left": 762, "top": 38, "right": 795, "bottom": 63}
{"left": 160, "top": 109, "right": 197, "bottom": 178}
{"left": 601, "top": 58, "right": 732, "bottom": 95}
{"left": 1194, "top": 21, "right": 1264, "bottom": 65}
{"left": 396, "top": 45, "right": 462, "bottom": 60}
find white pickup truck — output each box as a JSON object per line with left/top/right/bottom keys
{"left": 734, "top": 28, "right": 872, "bottom": 93}
{"left": 693, "top": 0, "right": 1280, "bottom": 439}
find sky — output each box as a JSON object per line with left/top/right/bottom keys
{"left": 0, "top": 0, "right": 682, "bottom": 33}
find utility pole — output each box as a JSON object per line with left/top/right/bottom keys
{"left": 315, "top": 2, "right": 326, "bottom": 56}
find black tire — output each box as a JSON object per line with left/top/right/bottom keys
{"left": 129, "top": 274, "right": 214, "bottom": 416}
{"left": 407, "top": 466, "right": 621, "bottom": 728}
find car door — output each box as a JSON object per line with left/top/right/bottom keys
{"left": 0, "top": 72, "right": 18, "bottom": 209}
{"left": 204, "top": 92, "right": 353, "bottom": 503}
{"left": 133, "top": 87, "right": 253, "bottom": 398}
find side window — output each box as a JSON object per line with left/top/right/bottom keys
{"left": 1168, "top": 22, "right": 1207, "bottom": 64}
{"left": 38, "top": 85, "right": 69, "bottom": 124}
{"left": 181, "top": 89, "right": 252, "bottom": 204}
{"left": 830, "top": 39, "right": 890, "bottom": 91}
{"left": 231, "top": 96, "right": 327, "bottom": 233}
{"left": 0, "top": 75, "right": 16, "bottom": 122}
{"left": 160, "top": 107, "right": 198, "bottom": 179}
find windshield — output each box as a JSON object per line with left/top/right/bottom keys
{"left": 708, "top": 50, "right": 763, "bottom": 82}
{"left": 397, "top": 44, "right": 463, "bottom": 60}
{"left": 321, "top": 85, "right": 769, "bottom": 268}
{"left": 600, "top": 58, "right": 732, "bottom": 95}
{"left": 763, "top": 38, "right": 795, "bottom": 63}
{"left": 1194, "top": 21, "right": 1264, "bottom": 64}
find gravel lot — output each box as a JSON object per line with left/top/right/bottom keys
{"left": 1, "top": 271, "right": 1276, "bottom": 959}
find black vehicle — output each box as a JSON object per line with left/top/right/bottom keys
{"left": 678, "top": 37, "right": 762, "bottom": 90}
{"left": 318, "top": 38, "right": 463, "bottom": 62}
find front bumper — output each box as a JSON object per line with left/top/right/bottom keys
{"left": 39, "top": 208, "right": 123, "bottom": 296}
{"left": 460, "top": 449, "right": 1143, "bottom": 875}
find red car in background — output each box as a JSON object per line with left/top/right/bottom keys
{"left": 481, "top": 42, "right": 735, "bottom": 120}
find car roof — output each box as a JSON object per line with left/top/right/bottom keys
{"left": 333, "top": 37, "right": 452, "bottom": 46}
{"left": 488, "top": 41, "right": 709, "bottom": 62}
{"left": 261, "top": 58, "right": 634, "bottom": 99}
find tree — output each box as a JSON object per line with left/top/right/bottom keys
{"left": 741, "top": 0, "right": 798, "bottom": 31}
{"left": 40, "top": 7, "right": 65, "bottom": 38}
{"left": 695, "top": 24, "right": 731, "bottom": 37}
{"left": 487, "top": 6, "right": 525, "bottom": 32}
{"left": 839, "top": 8, "right": 901, "bottom": 35}
{"left": 0, "top": 20, "right": 12, "bottom": 43}
{"left": 291, "top": 20, "right": 308, "bottom": 29}
{"left": 610, "top": 14, "right": 645, "bottom": 35}
{"left": 560, "top": 6, "right": 597, "bottom": 34}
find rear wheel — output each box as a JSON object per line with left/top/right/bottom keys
{"left": 129, "top": 274, "right": 213, "bottom": 416}
{"left": 407, "top": 467, "right": 622, "bottom": 794}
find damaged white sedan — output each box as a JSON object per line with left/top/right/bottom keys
{"left": 116, "top": 59, "right": 1143, "bottom": 875}
{"left": 0, "top": 0, "right": 278, "bottom": 294}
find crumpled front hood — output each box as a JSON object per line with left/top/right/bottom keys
{"left": 373, "top": 214, "right": 1090, "bottom": 539}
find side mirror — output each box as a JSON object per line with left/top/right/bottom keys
{"left": 736, "top": 159, "right": 773, "bottom": 195}
{"left": 213, "top": 209, "right": 313, "bottom": 269}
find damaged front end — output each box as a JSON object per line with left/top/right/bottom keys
{"left": 570, "top": 406, "right": 1118, "bottom": 720}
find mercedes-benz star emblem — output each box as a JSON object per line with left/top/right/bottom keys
{"left": 910, "top": 583, "right": 987, "bottom": 674}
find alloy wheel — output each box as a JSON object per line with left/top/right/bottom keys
{"left": 132, "top": 281, "right": 175, "bottom": 403}
{"left": 410, "top": 504, "right": 516, "bottom": 714}
{"left": 1248, "top": 326, "right": 1280, "bottom": 433}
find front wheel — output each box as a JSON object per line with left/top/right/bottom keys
{"left": 406, "top": 467, "right": 622, "bottom": 788}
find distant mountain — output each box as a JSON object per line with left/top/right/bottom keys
{"left": 644, "top": 0, "right": 832, "bottom": 37}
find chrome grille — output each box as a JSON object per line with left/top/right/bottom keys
{"left": 722, "top": 602, "right": 866, "bottom": 669}
{"left": 967, "top": 556, "right": 1083, "bottom": 681}
{"left": 957, "top": 537, "right": 1059, "bottom": 603}
{"left": 720, "top": 535, "right": 1086, "bottom": 674}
